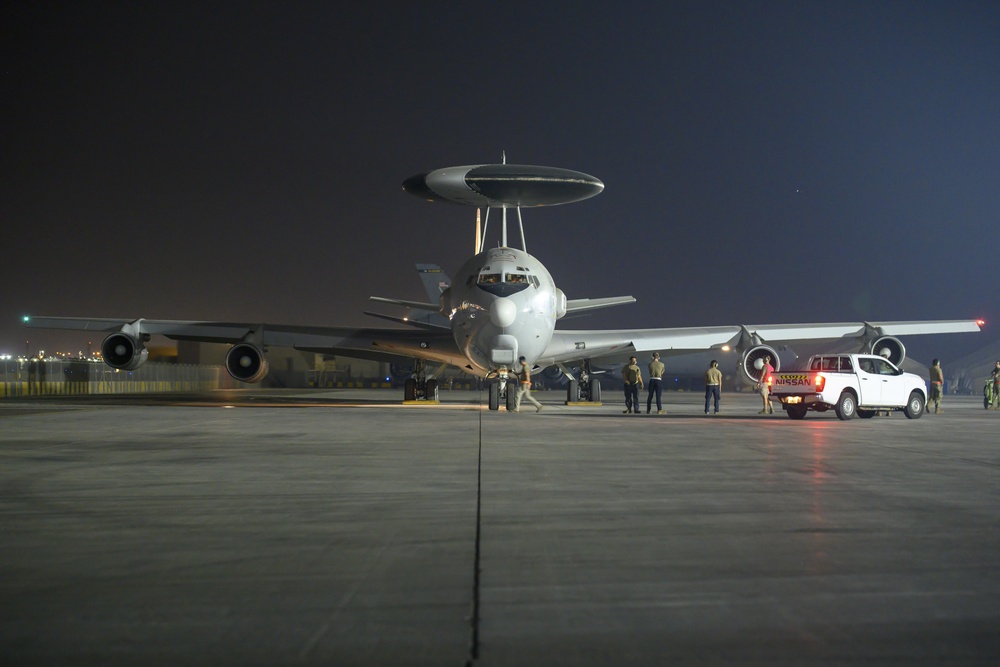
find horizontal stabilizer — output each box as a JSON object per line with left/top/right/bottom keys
{"left": 368, "top": 296, "right": 439, "bottom": 312}
{"left": 565, "top": 296, "right": 636, "bottom": 313}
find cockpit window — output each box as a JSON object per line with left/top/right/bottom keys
{"left": 505, "top": 273, "right": 528, "bottom": 284}
{"left": 478, "top": 273, "right": 501, "bottom": 284}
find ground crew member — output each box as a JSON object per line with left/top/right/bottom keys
{"left": 705, "top": 360, "right": 722, "bottom": 414}
{"left": 928, "top": 358, "right": 944, "bottom": 413}
{"left": 757, "top": 355, "right": 775, "bottom": 415}
{"left": 622, "top": 355, "right": 643, "bottom": 414}
{"left": 513, "top": 356, "right": 543, "bottom": 413}
{"left": 991, "top": 361, "right": 1000, "bottom": 410}
{"left": 646, "top": 352, "right": 665, "bottom": 414}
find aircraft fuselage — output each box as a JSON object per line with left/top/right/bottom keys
{"left": 446, "top": 247, "right": 561, "bottom": 374}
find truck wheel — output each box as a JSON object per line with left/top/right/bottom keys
{"left": 786, "top": 405, "right": 807, "bottom": 420}
{"left": 857, "top": 408, "right": 876, "bottom": 419}
{"left": 835, "top": 392, "right": 856, "bottom": 420}
{"left": 903, "top": 391, "right": 924, "bottom": 419}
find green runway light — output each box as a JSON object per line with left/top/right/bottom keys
{"left": 22, "top": 316, "right": 30, "bottom": 323}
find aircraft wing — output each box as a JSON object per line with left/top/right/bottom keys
{"left": 565, "top": 296, "right": 636, "bottom": 314}
{"left": 540, "top": 319, "right": 983, "bottom": 365}
{"left": 21, "top": 316, "right": 469, "bottom": 368}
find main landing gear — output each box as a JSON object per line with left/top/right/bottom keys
{"left": 402, "top": 359, "right": 440, "bottom": 404}
{"left": 564, "top": 360, "right": 602, "bottom": 405}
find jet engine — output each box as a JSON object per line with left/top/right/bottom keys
{"left": 739, "top": 344, "right": 780, "bottom": 384}
{"left": 101, "top": 333, "right": 148, "bottom": 370}
{"left": 225, "top": 343, "right": 269, "bottom": 383}
{"left": 868, "top": 336, "right": 905, "bottom": 367}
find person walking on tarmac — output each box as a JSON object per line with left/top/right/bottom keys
{"left": 757, "top": 355, "right": 775, "bottom": 415}
{"left": 647, "top": 352, "right": 665, "bottom": 414}
{"left": 622, "top": 355, "right": 643, "bottom": 414}
{"left": 991, "top": 360, "right": 1000, "bottom": 410}
{"left": 513, "top": 356, "right": 543, "bottom": 413}
{"left": 705, "top": 360, "right": 723, "bottom": 414}
{"left": 928, "top": 358, "right": 944, "bottom": 413}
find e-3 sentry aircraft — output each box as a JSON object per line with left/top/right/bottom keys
{"left": 22, "top": 162, "right": 982, "bottom": 410}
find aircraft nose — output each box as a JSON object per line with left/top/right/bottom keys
{"left": 490, "top": 297, "right": 517, "bottom": 328}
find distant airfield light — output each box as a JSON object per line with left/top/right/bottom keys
{"left": 22, "top": 316, "right": 30, "bottom": 323}
{"left": 977, "top": 319, "right": 985, "bottom": 326}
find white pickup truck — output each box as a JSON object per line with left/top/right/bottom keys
{"left": 769, "top": 353, "right": 926, "bottom": 420}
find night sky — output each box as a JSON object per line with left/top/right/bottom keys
{"left": 3, "top": 1, "right": 998, "bottom": 363}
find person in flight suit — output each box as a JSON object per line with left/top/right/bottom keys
{"left": 928, "top": 358, "right": 944, "bottom": 413}
{"left": 646, "top": 352, "right": 665, "bottom": 414}
{"left": 622, "top": 356, "right": 643, "bottom": 414}
{"left": 705, "top": 360, "right": 723, "bottom": 415}
{"left": 513, "top": 356, "right": 543, "bottom": 413}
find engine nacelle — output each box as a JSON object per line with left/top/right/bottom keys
{"left": 739, "top": 344, "right": 781, "bottom": 384}
{"left": 868, "top": 336, "right": 905, "bottom": 367}
{"left": 101, "top": 333, "right": 148, "bottom": 370}
{"left": 225, "top": 343, "right": 269, "bottom": 383}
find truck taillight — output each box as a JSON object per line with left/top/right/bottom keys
{"left": 814, "top": 374, "right": 825, "bottom": 392}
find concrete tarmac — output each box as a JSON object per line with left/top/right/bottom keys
{"left": 1, "top": 389, "right": 998, "bottom": 666}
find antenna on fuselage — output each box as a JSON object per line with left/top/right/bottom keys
{"left": 479, "top": 207, "right": 490, "bottom": 254}
{"left": 502, "top": 206, "right": 508, "bottom": 248}
{"left": 475, "top": 208, "right": 482, "bottom": 255}
{"left": 517, "top": 206, "right": 526, "bottom": 253}
{"left": 500, "top": 151, "right": 509, "bottom": 250}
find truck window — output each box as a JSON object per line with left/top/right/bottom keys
{"left": 873, "top": 359, "right": 898, "bottom": 375}
{"left": 823, "top": 357, "right": 839, "bottom": 371}
{"left": 840, "top": 357, "right": 853, "bottom": 371}
{"left": 859, "top": 359, "right": 876, "bottom": 374}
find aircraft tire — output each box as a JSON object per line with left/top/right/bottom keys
{"left": 566, "top": 379, "right": 578, "bottom": 403}
{"left": 426, "top": 379, "right": 438, "bottom": 401}
{"left": 835, "top": 392, "right": 856, "bottom": 420}
{"left": 903, "top": 391, "right": 924, "bottom": 419}
{"left": 404, "top": 378, "right": 417, "bottom": 402}
{"left": 589, "top": 379, "right": 601, "bottom": 403}
{"left": 506, "top": 385, "right": 518, "bottom": 412}
{"left": 489, "top": 383, "right": 500, "bottom": 411}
